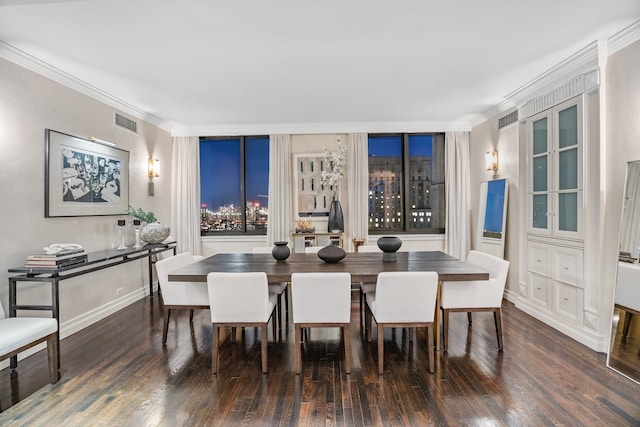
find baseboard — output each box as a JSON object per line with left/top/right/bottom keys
{"left": 503, "top": 288, "right": 520, "bottom": 304}
{"left": 515, "top": 297, "right": 607, "bottom": 352}
{"left": 0, "top": 283, "right": 156, "bottom": 370}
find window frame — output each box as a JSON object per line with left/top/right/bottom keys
{"left": 199, "top": 135, "right": 269, "bottom": 236}
{"left": 368, "top": 132, "right": 445, "bottom": 235}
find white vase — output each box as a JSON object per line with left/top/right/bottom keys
{"left": 139, "top": 222, "right": 170, "bottom": 244}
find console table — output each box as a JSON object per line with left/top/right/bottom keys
{"left": 7, "top": 241, "right": 176, "bottom": 370}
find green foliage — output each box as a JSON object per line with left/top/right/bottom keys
{"left": 127, "top": 206, "right": 157, "bottom": 223}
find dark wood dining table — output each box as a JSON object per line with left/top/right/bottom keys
{"left": 168, "top": 250, "right": 489, "bottom": 351}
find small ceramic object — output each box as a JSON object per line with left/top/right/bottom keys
{"left": 317, "top": 245, "right": 346, "bottom": 263}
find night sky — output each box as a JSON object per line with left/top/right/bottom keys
{"left": 200, "top": 135, "right": 433, "bottom": 211}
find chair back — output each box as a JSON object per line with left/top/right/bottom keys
{"left": 441, "top": 250, "right": 510, "bottom": 308}
{"left": 0, "top": 301, "right": 5, "bottom": 320}
{"left": 207, "top": 272, "right": 273, "bottom": 322}
{"left": 252, "top": 246, "right": 273, "bottom": 254}
{"left": 291, "top": 272, "right": 351, "bottom": 323}
{"left": 304, "top": 246, "right": 324, "bottom": 254}
{"left": 155, "top": 252, "right": 207, "bottom": 306}
{"left": 373, "top": 271, "right": 438, "bottom": 323}
{"left": 357, "top": 245, "right": 381, "bottom": 253}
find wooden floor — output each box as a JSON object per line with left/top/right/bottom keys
{"left": 1, "top": 293, "right": 640, "bottom": 426}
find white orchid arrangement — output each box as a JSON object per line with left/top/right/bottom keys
{"left": 321, "top": 139, "right": 347, "bottom": 199}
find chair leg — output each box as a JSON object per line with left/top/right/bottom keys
{"left": 377, "top": 323, "right": 384, "bottom": 375}
{"left": 162, "top": 307, "right": 171, "bottom": 345}
{"left": 211, "top": 324, "right": 219, "bottom": 374}
{"left": 427, "top": 324, "right": 434, "bottom": 374}
{"left": 359, "top": 287, "right": 365, "bottom": 332}
{"left": 467, "top": 312, "right": 472, "bottom": 325}
{"left": 47, "top": 332, "right": 60, "bottom": 383}
{"left": 294, "top": 324, "right": 302, "bottom": 374}
{"left": 494, "top": 308, "right": 504, "bottom": 351}
{"left": 343, "top": 324, "right": 351, "bottom": 374}
{"left": 277, "top": 293, "right": 283, "bottom": 333}
{"left": 443, "top": 309, "right": 449, "bottom": 352}
{"left": 272, "top": 312, "right": 277, "bottom": 340}
{"left": 189, "top": 309, "right": 195, "bottom": 323}
{"left": 366, "top": 307, "right": 373, "bottom": 343}
{"left": 261, "top": 323, "right": 268, "bottom": 373}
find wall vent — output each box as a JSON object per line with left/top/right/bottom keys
{"left": 115, "top": 112, "right": 137, "bottom": 133}
{"left": 498, "top": 110, "right": 518, "bottom": 129}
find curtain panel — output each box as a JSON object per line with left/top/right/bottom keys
{"left": 266, "top": 134, "right": 292, "bottom": 246}
{"left": 346, "top": 133, "right": 369, "bottom": 251}
{"left": 171, "top": 136, "right": 201, "bottom": 255}
{"left": 444, "top": 131, "right": 471, "bottom": 260}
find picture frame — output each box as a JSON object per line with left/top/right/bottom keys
{"left": 292, "top": 153, "right": 332, "bottom": 217}
{"left": 45, "top": 129, "right": 130, "bottom": 217}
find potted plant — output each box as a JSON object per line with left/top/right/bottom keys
{"left": 128, "top": 206, "right": 170, "bottom": 244}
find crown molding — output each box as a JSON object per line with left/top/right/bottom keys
{"left": 469, "top": 99, "right": 517, "bottom": 129}
{"left": 608, "top": 19, "right": 640, "bottom": 55}
{"left": 171, "top": 120, "right": 472, "bottom": 137}
{"left": 0, "top": 41, "right": 173, "bottom": 132}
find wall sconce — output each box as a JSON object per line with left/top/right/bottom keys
{"left": 486, "top": 150, "right": 499, "bottom": 172}
{"left": 148, "top": 158, "right": 160, "bottom": 178}
{"left": 148, "top": 159, "right": 159, "bottom": 196}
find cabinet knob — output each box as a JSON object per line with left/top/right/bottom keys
{"left": 563, "top": 297, "right": 569, "bottom": 301}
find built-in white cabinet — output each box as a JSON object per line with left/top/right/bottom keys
{"left": 526, "top": 241, "right": 584, "bottom": 325}
{"left": 527, "top": 96, "right": 583, "bottom": 240}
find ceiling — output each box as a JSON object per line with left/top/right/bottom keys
{"left": 1, "top": 0, "right": 639, "bottom": 133}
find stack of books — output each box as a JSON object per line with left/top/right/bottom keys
{"left": 25, "top": 248, "right": 88, "bottom": 269}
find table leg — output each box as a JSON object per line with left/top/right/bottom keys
{"left": 148, "top": 252, "right": 154, "bottom": 297}
{"left": 9, "top": 277, "right": 17, "bottom": 369}
{"left": 434, "top": 280, "right": 441, "bottom": 351}
{"left": 52, "top": 278, "right": 61, "bottom": 371}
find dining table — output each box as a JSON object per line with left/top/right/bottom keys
{"left": 168, "top": 250, "right": 489, "bottom": 351}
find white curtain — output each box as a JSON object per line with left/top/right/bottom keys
{"left": 171, "top": 136, "right": 201, "bottom": 255}
{"left": 266, "top": 134, "right": 292, "bottom": 246}
{"left": 346, "top": 133, "right": 369, "bottom": 252}
{"left": 445, "top": 131, "right": 471, "bottom": 259}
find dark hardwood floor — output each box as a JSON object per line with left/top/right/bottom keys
{"left": 1, "top": 293, "right": 639, "bottom": 426}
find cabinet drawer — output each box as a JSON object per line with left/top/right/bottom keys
{"left": 556, "top": 283, "right": 583, "bottom": 325}
{"left": 528, "top": 273, "right": 550, "bottom": 308}
{"left": 528, "top": 242, "right": 552, "bottom": 277}
{"left": 553, "top": 247, "right": 583, "bottom": 288}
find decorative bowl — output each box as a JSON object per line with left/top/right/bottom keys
{"left": 317, "top": 245, "right": 346, "bottom": 263}
{"left": 377, "top": 236, "right": 402, "bottom": 261}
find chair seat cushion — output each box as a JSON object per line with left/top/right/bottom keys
{"left": 0, "top": 317, "right": 57, "bottom": 356}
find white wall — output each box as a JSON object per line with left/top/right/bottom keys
{"left": 469, "top": 113, "right": 521, "bottom": 300}
{"left": 0, "top": 59, "right": 172, "bottom": 335}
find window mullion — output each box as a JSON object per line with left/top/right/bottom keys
{"left": 240, "top": 136, "right": 247, "bottom": 232}
{"left": 402, "top": 133, "right": 410, "bottom": 231}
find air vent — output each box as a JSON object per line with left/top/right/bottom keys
{"left": 115, "top": 112, "right": 137, "bottom": 133}
{"left": 498, "top": 110, "right": 518, "bottom": 129}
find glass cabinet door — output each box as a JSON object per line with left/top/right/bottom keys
{"left": 530, "top": 112, "right": 552, "bottom": 234}
{"left": 554, "top": 100, "right": 582, "bottom": 236}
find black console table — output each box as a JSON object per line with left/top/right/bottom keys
{"left": 7, "top": 241, "right": 176, "bottom": 370}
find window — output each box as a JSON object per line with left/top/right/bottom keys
{"left": 200, "top": 136, "right": 269, "bottom": 234}
{"left": 368, "top": 133, "right": 445, "bottom": 233}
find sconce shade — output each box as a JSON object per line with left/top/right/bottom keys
{"left": 486, "top": 151, "right": 498, "bottom": 172}
{"left": 148, "top": 158, "right": 160, "bottom": 177}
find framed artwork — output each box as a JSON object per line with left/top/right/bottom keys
{"left": 292, "top": 153, "right": 333, "bottom": 217}
{"left": 45, "top": 129, "right": 130, "bottom": 217}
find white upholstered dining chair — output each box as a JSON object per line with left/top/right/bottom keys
{"left": 291, "top": 272, "right": 352, "bottom": 374}
{"left": 155, "top": 252, "right": 207, "bottom": 345}
{"left": 0, "top": 301, "right": 59, "bottom": 383}
{"left": 440, "top": 250, "right": 510, "bottom": 352}
{"left": 207, "top": 272, "right": 278, "bottom": 374}
{"left": 365, "top": 271, "right": 439, "bottom": 374}
{"left": 252, "top": 246, "right": 289, "bottom": 332}
{"left": 355, "top": 245, "right": 382, "bottom": 330}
